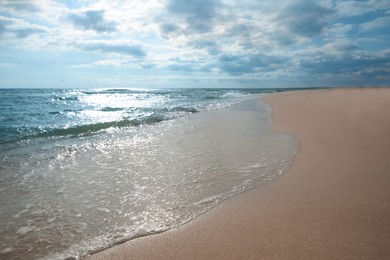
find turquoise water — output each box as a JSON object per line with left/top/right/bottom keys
{"left": 0, "top": 88, "right": 279, "bottom": 144}
{"left": 0, "top": 88, "right": 297, "bottom": 259}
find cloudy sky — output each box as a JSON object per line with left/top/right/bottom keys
{"left": 0, "top": 0, "right": 389, "bottom": 88}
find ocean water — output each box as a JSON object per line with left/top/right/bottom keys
{"left": 0, "top": 88, "right": 297, "bottom": 259}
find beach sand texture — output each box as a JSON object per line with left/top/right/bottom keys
{"left": 89, "top": 88, "right": 390, "bottom": 259}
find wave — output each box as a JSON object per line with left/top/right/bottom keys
{"left": 0, "top": 107, "right": 200, "bottom": 145}
{"left": 81, "top": 89, "right": 139, "bottom": 95}
{"left": 100, "top": 107, "right": 125, "bottom": 112}
{"left": 48, "top": 111, "right": 62, "bottom": 115}
{"left": 56, "top": 96, "right": 79, "bottom": 101}
{"left": 221, "top": 92, "right": 248, "bottom": 99}
{"left": 165, "top": 106, "right": 199, "bottom": 113}
{"left": 0, "top": 117, "right": 165, "bottom": 145}
{"left": 38, "top": 121, "right": 131, "bottom": 138}
{"left": 204, "top": 95, "right": 219, "bottom": 100}
{"left": 33, "top": 113, "right": 171, "bottom": 139}
{"left": 130, "top": 114, "right": 166, "bottom": 126}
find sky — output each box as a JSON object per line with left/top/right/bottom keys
{"left": 0, "top": 0, "right": 389, "bottom": 88}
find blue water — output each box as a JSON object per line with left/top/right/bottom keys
{"left": 0, "top": 88, "right": 279, "bottom": 145}
{"left": 0, "top": 88, "right": 297, "bottom": 259}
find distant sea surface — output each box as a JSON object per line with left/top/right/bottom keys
{"left": 0, "top": 88, "right": 297, "bottom": 259}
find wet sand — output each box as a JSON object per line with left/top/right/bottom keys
{"left": 89, "top": 87, "right": 390, "bottom": 259}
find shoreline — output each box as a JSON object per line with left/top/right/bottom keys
{"left": 89, "top": 87, "right": 390, "bottom": 259}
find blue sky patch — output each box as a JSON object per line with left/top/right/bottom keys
{"left": 0, "top": 0, "right": 389, "bottom": 88}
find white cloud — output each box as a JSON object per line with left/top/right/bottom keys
{"left": 0, "top": 0, "right": 42, "bottom": 13}
{"left": 335, "top": 0, "right": 389, "bottom": 17}
{"left": 360, "top": 16, "right": 390, "bottom": 31}
{"left": 0, "top": 15, "right": 48, "bottom": 43}
{"left": 66, "top": 10, "right": 117, "bottom": 32}
{"left": 0, "top": 0, "right": 389, "bottom": 87}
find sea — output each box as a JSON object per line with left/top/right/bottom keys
{"left": 0, "top": 88, "right": 298, "bottom": 259}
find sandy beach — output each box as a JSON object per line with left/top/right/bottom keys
{"left": 89, "top": 87, "right": 390, "bottom": 259}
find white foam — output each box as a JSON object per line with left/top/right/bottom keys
{"left": 16, "top": 226, "right": 35, "bottom": 236}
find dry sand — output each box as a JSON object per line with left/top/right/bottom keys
{"left": 89, "top": 87, "right": 390, "bottom": 259}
